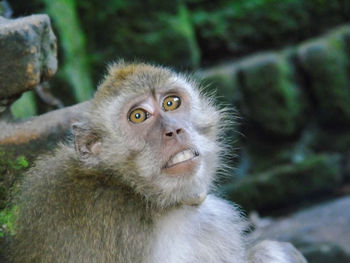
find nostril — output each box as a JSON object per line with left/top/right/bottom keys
{"left": 165, "top": 131, "right": 173, "bottom": 137}
{"left": 164, "top": 128, "right": 182, "bottom": 138}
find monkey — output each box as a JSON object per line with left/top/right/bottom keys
{"left": 9, "top": 61, "right": 307, "bottom": 263}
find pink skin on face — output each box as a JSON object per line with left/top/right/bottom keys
{"left": 125, "top": 92, "right": 201, "bottom": 177}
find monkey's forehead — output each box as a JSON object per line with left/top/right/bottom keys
{"left": 107, "top": 62, "right": 174, "bottom": 87}
{"left": 108, "top": 62, "right": 169, "bottom": 81}
{"left": 94, "top": 63, "right": 193, "bottom": 101}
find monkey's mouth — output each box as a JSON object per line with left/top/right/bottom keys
{"left": 165, "top": 148, "right": 199, "bottom": 168}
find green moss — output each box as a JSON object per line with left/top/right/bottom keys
{"left": 199, "top": 64, "right": 239, "bottom": 104}
{"left": 0, "top": 206, "right": 18, "bottom": 237}
{"left": 0, "top": 148, "right": 31, "bottom": 209}
{"left": 298, "top": 34, "right": 350, "bottom": 125}
{"left": 238, "top": 52, "right": 306, "bottom": 136}
{"left": 14, "top": 156, "right": 29, "bottom": 170}
{"left": 0, "top": 153, "right": 29, "bottom": 172}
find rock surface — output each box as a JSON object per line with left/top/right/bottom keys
{"left": 0, "top": 14, "right": 57, "bottom": 103}
{"left": 200, "top": 25, "right": 350, "bottom": 185}
{"left": 238, "top": 52, "right": 306, "bottom": 137}
{"left": 0, "top": 101, "right": 89, "bottom": 150}
{"left": 250, "top": 196, "right": 350, "bottom": 262}
{"left": 223, "top": 154, "right": 343, "bottom": 212}
{"left": 297, "top": 34, "right": 350, "bottom": 126}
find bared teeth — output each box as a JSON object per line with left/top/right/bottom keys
{"left": 167, "top": 149, "right": 196, "bottom": 167}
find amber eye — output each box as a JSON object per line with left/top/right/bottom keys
{"left": 162, "top": 96, "right": 181, "bottom": 111}
{"left": 129, "top": 108, "right": 149, "bottom": 123}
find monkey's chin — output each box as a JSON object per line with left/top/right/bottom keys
{"left": 181, "top": 192, "right": 207, "bottom": 206}
{"left": 163, "top": 157, "right": 200, "bottom": 176}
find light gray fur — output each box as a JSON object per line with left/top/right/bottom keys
{"left": 247, "top": 241, "right": 308, "bottom": 263}
{"left": 9, "top": 62, "right": 307, "bottom": 263}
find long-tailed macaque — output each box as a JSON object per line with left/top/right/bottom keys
{"left": 10, "top": 62, "right": 307, "bottom": 263}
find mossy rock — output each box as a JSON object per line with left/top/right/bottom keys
{"left": 237, "top": 52, "right": 306, "bottom": 137}
{"left": 223, "top": 154, "right": 342, "bottom": 212}
{"left": 241, "top": 134, "right": 312, "bottom": 174}
{"left": 297, "top": 33, "right": 350, "bottom": 126}
{"left": 309, "top": 128, "right": 350, "bottom": 153}
{"left": 331, "top": 25, "right": 350, "bottom": 64}
{"left": 198, "top": 63, "right": 240, "bottom": 104}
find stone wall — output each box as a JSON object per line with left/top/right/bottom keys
{"left": 198, "top": 25, "right": 350, "bottom": 212}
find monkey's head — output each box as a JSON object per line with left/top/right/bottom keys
{"left": 73, "top": 61, "right": 225, "bottom": 208}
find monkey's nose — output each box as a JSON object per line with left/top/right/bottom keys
{"left": 164, "top": 128, "right": 183, "bottom": 139}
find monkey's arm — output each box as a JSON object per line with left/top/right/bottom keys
{"left": 247, "top": 240, "right": 307, "bottom": 263}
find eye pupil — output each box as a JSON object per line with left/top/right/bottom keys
{"left": 129, "top": 109, "right": 148, "bottom": 123}
{"left": 163, "top": 96, "right": 181, "bottom": 111}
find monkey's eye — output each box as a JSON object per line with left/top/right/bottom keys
{"left": 162, "top": 96, "right": 181, "bottom": 111}
{"left": 129, "top": 108, "right": 149, "bottom": 123}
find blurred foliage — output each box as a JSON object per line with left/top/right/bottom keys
{"left": 9, "top": 0, "right": 350, "bottom": 115}
{"left": 75, "top": 0, "right": 199, "bottom": 81}
{"left": 189, "top": 0, "right": 350, "bottom": 63}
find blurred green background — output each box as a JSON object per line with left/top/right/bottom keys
{"left": 7, "top": 0, "right": 350, "bottom": 213}
{"left": 9, "top": 0, "right": 350, "bottom": 109}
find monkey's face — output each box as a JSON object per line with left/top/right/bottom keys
{"left": 75, "top": 64, "right": 222, "bottom": 207}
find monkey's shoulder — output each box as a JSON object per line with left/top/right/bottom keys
{"left": 149, "top": 195, "right": 247, "bottom": 263}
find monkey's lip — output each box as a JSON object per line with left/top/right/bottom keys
{"left": 165, "top": 148, "right": 199, "bottom": 169}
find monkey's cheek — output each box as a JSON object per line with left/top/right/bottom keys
{"left": 163, "top": 157, "right": 200, "bottom": 177}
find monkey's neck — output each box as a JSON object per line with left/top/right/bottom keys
{"left": 60, "top": 153, "right": 180, "bottom": 218}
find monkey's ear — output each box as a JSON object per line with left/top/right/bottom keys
{"left": 72, "top": 122, "right": 102, "bottom": 162}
